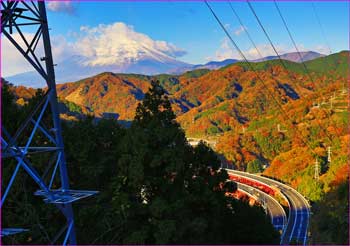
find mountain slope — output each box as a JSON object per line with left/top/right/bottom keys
{"left": 54, "top": 59, "right": 307, "bottom": 122}
{"left": 9, "top": 51, "right": 348, "bottom": 123}
{"left": 6, "top": 51, "right": 348, "bottom": 245}
{"left": 8, "top": 52, "right": 349, "bottom": 196}
{"left": 56, "top": 72, "right": 152, "bottom": 119}
{"left": 305, "top": 50, "right": 350, "bottom": 77}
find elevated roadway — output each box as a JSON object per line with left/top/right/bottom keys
{"left": 237, "top": 182, "right": 286, "bottom": 234}
{"left": 227, "top": 170, "right": 310, "bottom": 245}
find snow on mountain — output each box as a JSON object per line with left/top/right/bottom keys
{"left": 6, "top": 53, "right": 190, "bottom": 88}
{"left": 5, "top": 22, "right": 190, "bottom": 87}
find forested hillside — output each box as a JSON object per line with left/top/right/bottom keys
{"left": 1, "top": 81, "right": 279, "bottom": 244}
{"left": 4, "top": 51, "right": 349, "bottom": 244}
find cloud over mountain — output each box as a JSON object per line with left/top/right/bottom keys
{"left": 3, "top": 20, "right": 327, "bottom": 87}
{"left": 75, "top": 22, "right": 187, "bottom": 67}
{"left": 4, "top": 22, "right": 190, "bottom": 86}
{"left": 1, "top": 33, "right": 36, "bottom": 77}
{"left": 1, "top": 33, "right": 74, "bottom": 77}
{"left": 3, "top": 21, "right": 189, "bottom": 84}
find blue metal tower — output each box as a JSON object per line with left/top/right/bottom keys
{"left": 1, "top": 1, "right": 97, "bottom": 244}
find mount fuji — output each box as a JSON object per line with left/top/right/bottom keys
{"left": 6, "top": 50, "right": 190, "bottom": 88}
{"left": 6, "top": 50, "right": 324, "bottom": 88}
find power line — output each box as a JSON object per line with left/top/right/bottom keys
{"left": 311, "top": 2, "right": 332, "bottom": 55}
{"left": 227, "top": 1, "right": 264, "bottom": 60}
{"left": 246, "top": 0, "right": 291, "bottom": 71}
{"left": 204, "top": 0, "right": 319, "bottom": 156}
{"left": 311, "top": 2, "right": 346, "bottom": 93}
{"left": 247, "top": 0, "right": 338, "bottom": 146}
{"left": 273, "top": 1, "right": 342, "bottom": 138}
{"left": 274, "top": 1, "right": 344, "bottom": 144}
{"left": 247, "top": 0, "right": 321, "bottom": 88}
{"left": 204, "top": 1, "right": 247, "bottom": 66}
{"left": 226, "top": 1, "right": 266, "bottom": 108}
{"left": 219, "top": 1, "right": 342, "bottom": 184}
{"left": 273, "top": 0, "right": 320, "bottom": 85}
{"left": 314, "top": 1, "right": 349, "bottom": 101}
{"left": 227, "top": 1, "right": 289, "bottom": 115}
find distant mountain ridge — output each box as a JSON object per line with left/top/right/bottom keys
{"left": 172, "top": 51, "right": 325, "bottom": 74}
{"left": 192, "top": 58, "right": 240, "bottom": 70}
{"left": 252, "top": 51, "right": 325, "bottom": 63}
{"left": 6, "top": 51, "right": 325, "bottom": 87}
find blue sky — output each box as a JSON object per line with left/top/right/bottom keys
{"left": 47, "top": 0, "right": 348, "bottom": 64}
{"left": 2, "top": 1, "right": 349, "bottom": 77}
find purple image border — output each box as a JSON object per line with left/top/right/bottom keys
{"left": 0, "top": 0, "right": 349, "bottom": 245}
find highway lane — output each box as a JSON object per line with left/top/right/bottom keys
{"left": 227, "top": 170, "right": 310, "bottom": 245}
{"left": 236, "top": 182, "right": 287, "bottom": 234}
{"left": 282, "top": 187, "right": 309, "bottom": 245}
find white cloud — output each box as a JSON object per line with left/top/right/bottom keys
{"left": 154, "top": 41, "right": 187, "bottom": 57}
{"left": 245, "top": 44, "right": 287, "bottom": 59}
{"left": 47, "top": 1, "right": 75, "bottom": 14}
{"left": 1, "top": 22, "right": 186, "bottom": 76}
{"left": 1, "top": 33, "right": 42, "bottom": 77}
{"left": 211, "top": 38, "right": 237, "bottom": 61}
{"left": 51, "top": 35, "right": 76, "bottom": 62}
{"left": 312, "top": 45, "right": 330, "bottom": 55}
{"left": 234, "top": 26, "right": 246, "bottom": 36}
{"left": 1, "top": 33, "right": 74, "bottom": 77}
{"left": 73, "top": 22, "right": 186, "bottom": 67}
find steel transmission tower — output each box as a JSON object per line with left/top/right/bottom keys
{"left": 1, "top": 1, "right": 97, "bottom": 244}
{"left": 327, "top": 146, "right": 331, "bottom": 163}
{"left": 314, "top": 158, "right": 319, "bottom": 181}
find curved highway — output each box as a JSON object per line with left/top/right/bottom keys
{"left": 237, "top": 182, "right": 287, "bottom": 234}
{"left": 227, "top": 170, "right": 310, "bottom": 245}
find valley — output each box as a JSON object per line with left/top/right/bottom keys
{"left": 10, "top": 51, "right": 349, "bottom": 203}
{"left": 6, "top": 51, "right": 349, "bottom": 244}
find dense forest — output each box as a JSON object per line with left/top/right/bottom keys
{"left": 1, "top": 80, "right": 279, "bottom": 244}
{"left": 2, "top": 51, "right": 349, "bottom": 245}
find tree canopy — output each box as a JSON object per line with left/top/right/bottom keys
{"left": 2, "top": 80, "right": 279, "bottom": 244}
